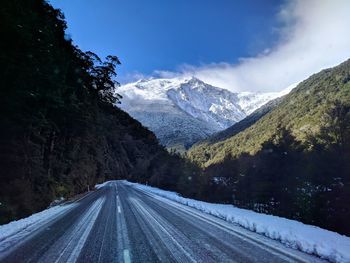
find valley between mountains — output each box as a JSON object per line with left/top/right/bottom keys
{"left": 1, "top": 1, "right": 350, "bottom": 263}
{"left": 117, "top": 59, "right": 350, "bottom": 236}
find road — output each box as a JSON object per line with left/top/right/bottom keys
{"left": 0, "top": 181, "right": 325, "bottom": 263}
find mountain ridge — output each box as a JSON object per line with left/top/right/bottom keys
{"left": 116, "top": 76, "right": 289, "bottom": 150}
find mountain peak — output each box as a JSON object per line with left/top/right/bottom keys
{"left": 183, "top": 76, "right": 202, "bottom": 84}
{"left": 116, "top": 77, "right": 290, "bottom": 150}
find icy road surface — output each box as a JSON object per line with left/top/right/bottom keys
{"left": 0, "top": 181, "right": 325, "bottom": 263}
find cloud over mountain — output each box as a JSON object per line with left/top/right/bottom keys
{"left": 155, "top": 0, "right": 350, "bottom": 92}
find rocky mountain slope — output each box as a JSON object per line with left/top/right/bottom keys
{"left": 116, "top": 77, "right": 288, "bottom": 150}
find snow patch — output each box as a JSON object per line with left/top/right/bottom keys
{"left": 95, "top": 181, "right": 110, "bottom": 189}
{"left": 125, "top": 181, "right": 350, "bottom": 263}
{"left": 0, "top": 203, "right": 75, "bottom": 254}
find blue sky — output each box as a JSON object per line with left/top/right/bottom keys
{"left": 50, "top": 0, "right": 283, "bottom": 82}
{"left": 50, "top": 0, "right": 350, "bottom": 92}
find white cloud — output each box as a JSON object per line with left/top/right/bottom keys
{"left": 157, "top": 0, "right": 350, "bottom": 92}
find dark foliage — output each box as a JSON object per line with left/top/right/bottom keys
{"left": 0, "top": 0, "right": 200, "bottom": 223}
{"left": 203, "top": 103, "right": 350, "bottom": 235}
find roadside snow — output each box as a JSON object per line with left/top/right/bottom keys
{"left": 125, "top": 181, "right": 350, "bottom": 263}
{"left": 95, "top": 181, "right": 110, "bottom": 189}
{"left": 0, "top": 203, "right": 75, "bottom": 254}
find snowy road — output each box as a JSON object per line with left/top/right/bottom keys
{"left": 0, "top": 181, "right": 325, "bottom": 263}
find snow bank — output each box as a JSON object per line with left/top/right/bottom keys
{"left": 95, "top": 181, "right": 110, "bottom": 189}
{"left": 0, "top": 203, "right": 75, "bottom": 253}
{"left": 125, "top": 181, "right": 350, "bottom": 263}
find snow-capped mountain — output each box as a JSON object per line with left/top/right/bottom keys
{"left": 115, "top": 77, "right": 289, "bottom": 151}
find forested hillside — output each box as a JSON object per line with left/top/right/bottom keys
{"left": 189, "top": 60, "right": 350, "bottom": 166}
{"left": 200, "top": 97, "right": 283, "bottom": 145}
{"left": 0, "top": 1, "right": 198, "bottom": 224}
{"left": 188, "top": 60, "right": 350, "bottom": 235}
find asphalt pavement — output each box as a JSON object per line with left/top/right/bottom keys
{"left": 0, "top": 181, "right": 325, "bottom": 263}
